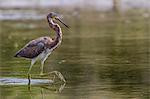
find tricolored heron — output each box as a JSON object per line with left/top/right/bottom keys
{"left": 14, "top": 12, "right": 69, "bottom": 82}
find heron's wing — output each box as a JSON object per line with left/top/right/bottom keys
{"left": 15, "top": 37, "right": 53, "bottom": 59}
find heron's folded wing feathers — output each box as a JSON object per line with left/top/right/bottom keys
{"left": 15, "top": 40, "right": 45, "bottom": 58}
{"left": 14, "top": 37, "right": 53, "bottom": 58}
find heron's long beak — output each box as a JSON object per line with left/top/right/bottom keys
{"left": 56, "top": 17, "right": 69, "bottom": 28}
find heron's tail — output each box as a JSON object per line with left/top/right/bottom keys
{"left": 14, "top": 54, "right": 18, "bottom": 57}
{"left": 14, "top": 51, "right": 20, "bottom": 57}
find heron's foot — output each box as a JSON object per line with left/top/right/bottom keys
{"left": 48, "top": 71, "right": 66, "bottom": 83}
{"left": 40, "top": 72, "right": 44, "bottom": 76}
{"left": 38, "top": 71, "right": 66, "bottom": 83}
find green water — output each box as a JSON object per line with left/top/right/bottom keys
{"left": 0, "top": 10, "right": 149, "bottom": 99}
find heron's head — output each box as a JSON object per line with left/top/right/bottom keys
{"left": 47, "top": 12, "right": 69, "bottom": 28}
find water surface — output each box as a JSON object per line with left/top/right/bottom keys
{"left": 0, "top": 9, "right": 149, "bottom": 99}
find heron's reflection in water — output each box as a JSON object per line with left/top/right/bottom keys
{"left": 28, "top": 83, "right": 66, "bottom": 99}
{"left": 41, "top": 83, "right": 66, "bottom": 93}
{"left": 28, "top": 71, "right": 66, "bottom": 85}
{"left": 28, "top": 71, "right": 66, "bottom": 97}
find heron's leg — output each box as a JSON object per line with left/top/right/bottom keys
{"left": 40, "top": 61, "right": 44, "bottom": 75}
{"left": 27, "top": 59, "right": 36, "bottom": 74}
{"left": 40, "top": 58, "right": 47, "bottom": 75}
{"left": 27, "top": 59, "right": 36, "bottom": 83}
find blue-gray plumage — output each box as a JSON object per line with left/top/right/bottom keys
{"left": 15, "top": 12, "right": 69, "bottom": 75}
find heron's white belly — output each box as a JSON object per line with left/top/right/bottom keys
{"left": 38, "top": 49, "right": 52, "bottom": 61}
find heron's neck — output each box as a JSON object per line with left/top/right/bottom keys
{"left": 47, "top": 18, "right": 62, "bottom": 48}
